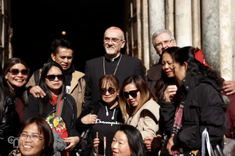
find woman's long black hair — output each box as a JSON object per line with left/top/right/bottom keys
{"left": 39, "top": 61, "right": 65, "bottom": 112}
{"left": 173, "top": 46, "right": 222, "bottom": 88}
{"left": 155, "top": 46, "right": 180, "bottom": 103}
{"left": 0, "top": 58, "right": 29, "bottom": 121}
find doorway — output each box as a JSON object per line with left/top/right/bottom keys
{"left": 11, "top": 0, "right": 125, "bottom": 74}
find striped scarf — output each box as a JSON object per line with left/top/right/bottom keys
{"left": 171, "top": 101, "right": 185, "bottom": 156}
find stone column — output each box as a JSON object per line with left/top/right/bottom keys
{"left": 148, "top": 0, "right": 165, "bottom": 65}
{"left": 175, "top": 0, "right": 192, "bottom": 47}
{"left": 232, "top": 0, "right": 235, "bottom": 80}
{"left": 165, "top": 0, "right": 174, "bottom": 36}
{"left": 192, "top": 0, "right": 201, "bottom": 48}
{"left": 142, "top": 0, "right": 150, "bottom": 70}
{"left": 201, "top": 0, "right": 220, "bottom": 71}
{"left": 219, "top": 0, "right": 233, "bottom": 80}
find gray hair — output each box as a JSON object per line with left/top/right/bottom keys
{"left": 152, "top": 29, "right": 175, "bottom": 47}
{"left": 104, "top": 26, "right": 125, "bottom": 41}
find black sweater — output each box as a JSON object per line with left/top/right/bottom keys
{"left": 76, "top": 99, "right": 124, "bottom": 156}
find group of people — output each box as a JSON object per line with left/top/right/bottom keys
{"left": 0, "top": 26, "right": 232, "bottom": 156}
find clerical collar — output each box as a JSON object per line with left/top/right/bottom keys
{"left": 105, "top": 53, "right": 121, "bottom": 62}
{"left": 103, "top": 54, "right": 122, "bottom": 75}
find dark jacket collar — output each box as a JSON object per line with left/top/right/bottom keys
{"left": 181, "top": 73, "right": 221, "bottom": 93}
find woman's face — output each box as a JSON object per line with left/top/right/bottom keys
{"left": 162, "top": 52, "right": 174, "bottom": 78}
{"left": 111, "top": 131, "right": 132, "bottom": 156}
{"left": 45, "top": 66, "right": 63, "bottom": 93}
{"left": 19, "top": 123, "right": 45, "bottom": 156}
{"left": 173, "top": 61, "right": 186, "bottom": 85}
{"left": 101, "top": 82, "right": 119, "bottom": 105}
{"left": 5, "top": 63, "right": 29, "bottom": 89}
{"left": 123, "top": 83, "right": 140, "bottom": 107}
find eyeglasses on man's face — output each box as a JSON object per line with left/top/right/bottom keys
{"left": 9, "top": 69, "right": 29, "bottom": 75}
{"left": 155, "top": 39, "right": 173, "bottom": 48}
{"left": 104, "top": 37, "right": 122, "bottom": 44}
{"left": 20, "top": 133, "right": 43, "bottom": 142}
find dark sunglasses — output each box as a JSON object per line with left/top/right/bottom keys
{"left": 9, "top": 69, "right": 29, "bottom": 75}
{"left": 46, "top": 75, "right": 63, "bottom": 81}
{"left": 124, "top": 90, "right": 138, "bottom": 99}
{"left": 100, "top": 87, "right": 116, "bottom": 95}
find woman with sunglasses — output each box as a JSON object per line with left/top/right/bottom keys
{"left": 24, "top": 61, "right": 80, "bottom": 156}
{"left": 119, "top": 75, "right": 160, "bottom": 143}
{"left": 0, "top": 57, "right": 30, "bottom": 156}
{"left": 76, "top": 75, "right": 124, "bottom": 156}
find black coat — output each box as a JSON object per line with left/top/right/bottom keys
{"left": 160, "top": 74, "right": 228, "bottom": 155}
{"left": 0, "top": 95, "right": 19, "bottom": 156}
{"left": 25, "top": 94, "right": 79, "bottom": 137}
{"left": 84, "top": 54, "right": 145, "bottom": 106}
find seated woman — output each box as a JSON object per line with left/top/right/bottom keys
{"left": 94, "top": 124, "right": 146, "bottom": 156}
{"left": 9, "top": 117, "right": 54, "bottom": 156}
{"left": 76, "top": 75, "right": 124, "bottom": 156}
{"left": 119, "top": 75, "right": 160, "bottom": 139}
{"left": 163, "top": 46, "right": 227, "bottom": 155}
{"left": 24, "top": 61, "right": 80, "bottom": 155}
{"left": 0, "top": 58, "right": 30, "bottom": 156}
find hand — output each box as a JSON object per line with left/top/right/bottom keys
{"left": 144, "top": 135, "right": 162, "bottom": 152}
{"left": 81, "top": 113, "right": 98, "bottom": 124}
{"left": 29, "top": 86, "right": 46, "bottom": 98}
{"left": 64, "top": 136, "right": 80, "bottom": 151}
{"left": 166, "top": 136, "right": 175, "bottom": 155}
{"left": 222, "top": 81, "right": 235, "bottom": 96}
{"left": 93, "top": 137, "right": 100, "bottom": 154}
{"left": 164, "top": 85, "right": 177, "bottom": 102}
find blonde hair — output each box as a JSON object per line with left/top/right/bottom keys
{"left": 119, "top": 75, "right": 156, "bottom": 122}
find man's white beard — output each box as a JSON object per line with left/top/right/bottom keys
{"left": 105, "top": 48, "right": 115, "bottom": 55}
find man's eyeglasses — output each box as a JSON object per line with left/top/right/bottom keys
{"left": 155, "top": 40, "right": 172, "bottom": 48}
{"left": 20, "top": 133, "right": 43, "bottom": 142}
{"left": 100, "top": 87, "right": 116, "bottom": 95}
{"left": 46, "top": 75, "right": 63, "bottom": 81}
{"left": 9, "top": 69, "right": 29, "bottom": 75}
{"left": 124, "top": 90, "right": 139, "bottom": 99}
{"left": 104, "top": 37, "right": 122, "bottom": 44}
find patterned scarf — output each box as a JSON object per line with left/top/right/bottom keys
{"left": 171, "top": 101, "right": 185, "bottom": 155}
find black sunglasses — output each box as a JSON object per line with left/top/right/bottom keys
{"left": 100, "top": 87, "right": 116, "bottom": 95}
{"left": 124, "top": 90, "right": 138, "bottom": 99}
{"left": 9, "top": 69, "right": 29, "bottom": 75}
{"left": 46, "top": 75, "right": 63, "bottom": 81}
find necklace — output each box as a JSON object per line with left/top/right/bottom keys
{"left": 103, "top": 54, "right": 122, "bottom": 75}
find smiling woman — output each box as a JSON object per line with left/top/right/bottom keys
{"left": 111, "top": 124, "right": 146, "bottom": 156}
{"left": 0, "top": 57, "right": 30, "bottom": 156}
{"left": 76, "top": 75, "right": 124, "bottom": 156}
{"left": 8, "top": 117, "right": 54, "bottom": 156}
